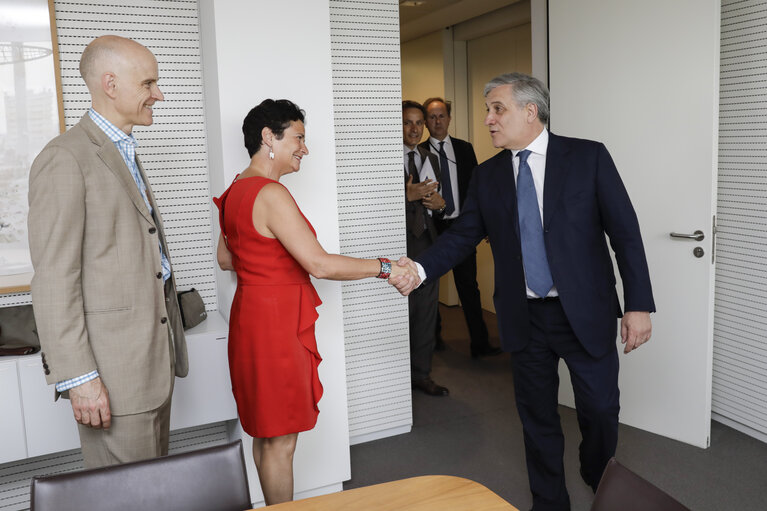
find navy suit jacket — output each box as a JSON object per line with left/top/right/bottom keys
{"left": 416, "top": 132, "right": 655, "bottom": 358}
{"left": 420, "top": 136, "right": 478, "bottom": 233}
{"left": 419, "top": 136, "right": 478, "bottom": 207}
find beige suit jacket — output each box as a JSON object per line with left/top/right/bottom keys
{"left": 28, "top": 113, "right": 188, "bottom": 416}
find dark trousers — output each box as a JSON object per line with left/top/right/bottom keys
{"left": 407, "top": 227, "right": 439, "bottom": 382}
{"left": 511, "top": 298, "right": 619, "bottom": 511}
{"left": 408, "top": 277, "right": 439, "bottom": 381}
{"left": 435, "top": 247, "right": 489, "bottom": 348}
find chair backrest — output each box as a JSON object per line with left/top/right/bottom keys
{"left": 30, "top": 440, "right": 251, "bottom": 511}
{"left": 591, "top": 458, "right": 690, "bottom": 511}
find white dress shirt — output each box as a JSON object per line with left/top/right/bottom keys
{"left": 426, "top": 136, "right": 460, "bottom": 220}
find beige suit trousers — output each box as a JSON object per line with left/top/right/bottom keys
{"left": 76, "top": 278, "right": 177, "bottom": 469}
{"left": 77, "top": 388, "right": 173, "bottom": 469}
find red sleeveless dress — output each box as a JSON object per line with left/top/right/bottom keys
{"left": 213, "top": 176, "right": 323, "bottom": 438}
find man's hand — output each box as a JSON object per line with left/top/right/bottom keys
{"left": 389, "top": 259, "right": 417, "bottom": 280}
{"left": 69, "top": 376, "right": 111, "bottom": 429}
{"left": 422, "top": 191, "right": 445, "bottom": 211}
{"left": 388, "top": 256, "right": 421, "bottom": 296}
{"left": 620, "top": 311, "right": 652, "bottom": 354}
{"left": 406, "top": 175, "right": 439, "bottom": 202}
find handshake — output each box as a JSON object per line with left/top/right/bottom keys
{"left": 386, "top": 256, "right": 421, "bottom": 296}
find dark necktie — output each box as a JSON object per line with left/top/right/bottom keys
{"left": 516, "top": 150, "right": 553, "bottom": 297}
{"left": 438, "top": 141, "right": 455, "bottom": 216}
{"left": 408, "top": 150, "right": 426, "bottom": 237}
{"left": 408, "top": 150, "right": 420, "bottom": 183}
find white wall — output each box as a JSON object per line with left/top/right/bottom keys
{"left": 199, "top": 0, "right": 351, "bottom": 503}
{"left": 530, "top": 0, "right": 548, "bottom": 85}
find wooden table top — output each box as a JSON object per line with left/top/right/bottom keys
{"left": 263, "top": 475, "right": 519, "bottom": 510}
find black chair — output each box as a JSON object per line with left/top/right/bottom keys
{"left": 30, "top": 440, "right": 251, "bottom": 511}
{"left": 591, "top": 457, "right": 690, "bottom": 511}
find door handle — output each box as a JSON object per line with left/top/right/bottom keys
{"left": 669, "top": 230, "right": 704, "bottom": 242}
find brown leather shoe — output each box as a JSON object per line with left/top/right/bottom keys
{"left": 412, "top": 378, "right": 449, "bottom": 396}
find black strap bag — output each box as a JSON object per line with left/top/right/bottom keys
{"left": 177, "top": 288, "right": 207, "bottom": 329}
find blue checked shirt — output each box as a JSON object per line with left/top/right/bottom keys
{"left": 55, "top": 109, "right": 171, "bottom": 392}
{"left": 56, "top": 370, "right": 99, "bottom": 392}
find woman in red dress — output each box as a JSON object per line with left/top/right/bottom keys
{"left": 214, "top": 99, "right": 415, "bottom": 505}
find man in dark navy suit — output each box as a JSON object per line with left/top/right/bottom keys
{"left": 420, "top": 97, "right": 501, "bottom": 358}
{"left": 392, "top": 73, "right": 655, "bottom": 510}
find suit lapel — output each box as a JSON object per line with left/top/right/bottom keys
{"left": 543, "top": 132, "right": 570, "bottom": 229}
{"left": 492, "top": 150, "right": 517, "bottom": 220}
{"left": 451, "top": 138, "right": 471, "bottom": 204}
{"left": 81, "top": 114, "right": 154, "bottom": 224}
{"left": 417, "top": 145, "right": 440, "bottom": 182}
{"left": 453, "top": 139, "right": 466, "bottom": 168}
{"left": 136, "top": 157, "right": 159, "bottom": 230}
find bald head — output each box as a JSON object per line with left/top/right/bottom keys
{"left": 80, "top": 35, "right": 164, "bottom": 134}
{"left": 79, "top": 35, "right": 153, "bottom": 90}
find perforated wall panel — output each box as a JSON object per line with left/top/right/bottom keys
{"left": 330, "top": 0, "right": 413, "bottom": 440}
{"left": 0, "top": 0, "right": 217, "bottom": 311}
{"left": 714, "top": 0, "right": 767, "bottom": 438}
{"left": 0, "top": 292, "right": 31, "bottom": 308}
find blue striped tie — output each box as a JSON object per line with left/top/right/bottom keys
{"left": 516, "top": 150, "right": 553, "bottom": 297}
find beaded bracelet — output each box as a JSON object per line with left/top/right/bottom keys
{"left": 377, "top": 257, "right": 392, "bottom": 279}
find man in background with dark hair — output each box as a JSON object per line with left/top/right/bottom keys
{"left": 402, "top": 100, "right": 449, "bottom": 396}
{"left": 421, "top": 97, "right": 501, "bottom": 358}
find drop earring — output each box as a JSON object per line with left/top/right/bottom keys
{"left": 269, "top": 148, "right": 274, "bottom": 160}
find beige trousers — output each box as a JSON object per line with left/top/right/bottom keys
{"left": 77, "top": 390, "right": 173, "bottom": 469}
{"left": 77, "top": 278, "right": 177, "bottom": 469}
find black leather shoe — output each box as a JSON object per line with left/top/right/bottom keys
{"left": 412, "top": 378, "right": 449, "bottom": 396}
{"left": 470, "top": 344, "right": 503, "bottom": 358}
{"left": 580, "top": 466, "right": 598, "bottom": 493}
{"left": 433, "top": 336, "right": 446, "bottom": 351}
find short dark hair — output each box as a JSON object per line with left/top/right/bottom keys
{"left": 243, "top": 99, "right": 306, "bottom": 158}
{"left": 423, "top": 97, "right": 451, "bottom": 116}
{"left": 402, "top": 100, "right": 426, "bottom": 118}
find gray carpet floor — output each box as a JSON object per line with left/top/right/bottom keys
{"left": 344, "top": 304, "right": 767, "bottom": 511}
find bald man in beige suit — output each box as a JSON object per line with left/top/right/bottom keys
{"left": 28, "top": 35, "right": 188, "bottom": 468}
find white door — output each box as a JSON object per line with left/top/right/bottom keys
{"left": 548, "top": 0, "right": 719, "bottom": 448}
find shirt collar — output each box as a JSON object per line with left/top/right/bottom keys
{"left": 512, "top": 128, "right": 548, "bottom": 159}
{"left": 404, "top": 144, "right": 418, "bottom": 154}
{"left": 89, "top": 108, "right": 138, "bottom": 147}
{"left": 429, "top": 135, "right": 451, "bottom": 149}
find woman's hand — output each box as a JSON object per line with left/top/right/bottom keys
{"left": 388, "top": 257, "right": 421, "bottom": 295}
{"left": 390, "top": 261, "right": 416, "bottom": 279}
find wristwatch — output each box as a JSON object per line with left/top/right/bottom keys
{"left": 377, "top": 258, "right": 392, "bottom": 279}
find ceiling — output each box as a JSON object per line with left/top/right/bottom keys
{"left": 399, "top": 0, "right": 465, "bottom": 23}
{"left": 399, "top": 0, "right": 521, "bottom": 42}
